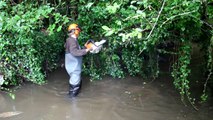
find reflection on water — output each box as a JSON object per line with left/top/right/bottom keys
{"left": 0, "top": 68, "right": 213, "bottom": 120}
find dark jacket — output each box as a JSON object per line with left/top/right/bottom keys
{"left": 65, "top": 36, "right": 87, "bottom": 74}
{"left": 65, "top": 37, "right": 87, "bottom": 56}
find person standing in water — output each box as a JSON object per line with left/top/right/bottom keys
{"left": 65, "top": 23, "right": 91, "bottom": 98}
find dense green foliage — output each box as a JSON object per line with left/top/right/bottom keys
{"left": 0, "top": 1, "right": 68, "bottom": 86}
{"left": 77, "top": 0, "right": 212, "bottom": 106}
{"left": 0, "top": 0, "right": 212, "bottom": 108}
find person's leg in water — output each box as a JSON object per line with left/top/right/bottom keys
{"left": 68, "top": 73, "right": 82, "bottom": 97}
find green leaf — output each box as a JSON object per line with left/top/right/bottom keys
{"left": 136, "top": 10, "right": 146, "bottom": 18}
{"left": 115, "top": 20, "right": 122, "bottom": 25}
{"left": 106, "top": 2, "right": 120, "bottom": 14}
{"left": 131, "top": 1, "right": 137, "bottom": 4}
{"left": 105, "top": 30, "right": 114, "bottom": 36}
{"left": 138, "top": 33, "right": 142, "bottom": 39}
{"left": 130, "top": 5, "right": 137, "bottom": 10}
{"left": 102, "top": 26, "right": 110, "bottom": 31}
{"left": 0, "top": 1, "right": 7, "bottom": 9}
{"left": 57, "top": 26, "right": 62, "bottom": 32}
{"left": 86, "top": 2, "right": 94, "bottom": 9}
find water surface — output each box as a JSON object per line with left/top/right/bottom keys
{"left": 0, "top": 67, "right": 212, "bottom": 120}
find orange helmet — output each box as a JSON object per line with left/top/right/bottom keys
{"left": 68, "top": 23, "right": 81, "bottom": 36}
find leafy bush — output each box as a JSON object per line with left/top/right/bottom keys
{"left": 0, "top": 1, "right": 68, "bottom": 86}
{"left": 77, "top": 0, "right": 212, "bottom": 108}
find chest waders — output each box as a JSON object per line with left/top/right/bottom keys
{"left": 65, "top": 51, "right": 83, "bottom": 97}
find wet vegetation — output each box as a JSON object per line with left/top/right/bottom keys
{"left": 0, "top": 0, "right": 212, "bottom": 109}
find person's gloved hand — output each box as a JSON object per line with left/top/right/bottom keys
{"left": 86, "top": 47, "right": 93, "bottom": 52}
{"left": 84, "top": 39, "right": 94, "bottom": 49}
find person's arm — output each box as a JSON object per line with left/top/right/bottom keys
{"left": 67, "top": 38, "right": 89, "bottom": 56}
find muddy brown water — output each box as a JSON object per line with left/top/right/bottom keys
{"left": 0, "top": 67, "right": 213, "bottom": 120}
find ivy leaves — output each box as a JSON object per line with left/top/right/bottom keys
{"left": 0, "top": 1, "right": 67, "bottom": 88}
{"left": 78, "top": 0, "right": 212, "bottom": 108}
{"left": 106, "top": 2, "right": 120, "bottom": 14}
{"left": 1, "top": 3, "right": 52, "bottom": 35}
{"left": 102, "top": 26, "right": 114, "bottom": 36}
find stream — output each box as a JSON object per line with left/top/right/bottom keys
{"left": 0, "top": 66, "right": 213, "bottom": 120}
